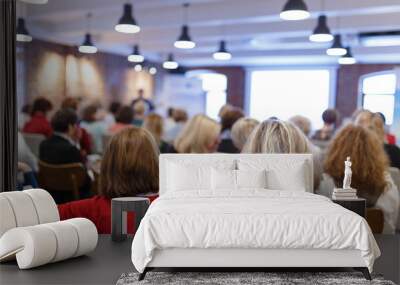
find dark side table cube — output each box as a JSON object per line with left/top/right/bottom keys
{"left": 332, "top": 198, "right": 366, "bottom": 218}
{"left": 111, "top": 197, "right": 150, "bottom": 242}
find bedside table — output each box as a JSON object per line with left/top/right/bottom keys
{"left": 332, "top": 198, "right": 366, "bottom": 217}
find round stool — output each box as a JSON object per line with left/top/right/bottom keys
{"left": 111, "top": 197, "right": 149, "bottom": 242}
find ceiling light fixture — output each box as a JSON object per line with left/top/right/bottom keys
{"left": 309, "top": 15, "right": 333, "bottom": 42}
{"left": 338, "top": 47, "right": 356, "bottom": 65}
{"left": 213, "top": 40, "right": 232, "bottom": 60}
{"left": 115, "top": 3, "right": 140, "bottom": 34}
{"left": 326, "top": 34, "right": 346, "bottom": 56}
{"left": 128, "top": 45, "right": 144, "bottom": 62}
{"left": 163, "top": 53, "right": 179, "bottom": 69}
{"left": 134, "top": 64, "right": 143, "bottom": 72}
{"left": 174, "top": 3, "right": 195, "bottom": 49}
{"left": 20, "top": 0, "right": 48, "bottom": 4}
{"left": 149, "top": 67, "right": 157, "bottom": 75}
{"left": 79, "top": 13, "right": 97, "bottom": 54}
{"left": 16, "top": 18, "right": 32, "bottom": 42}
{"left": 280, "top": 0, "right": 310, "bottom": 21}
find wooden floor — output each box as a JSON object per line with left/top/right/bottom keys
{"left": 0, "top": 234, "right": 399, "bottom": 285}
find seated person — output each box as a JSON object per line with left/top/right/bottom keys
{"left": 39, "top": 108, "right": 91, "bottom": 200}
{"left": 80, "top": 105, "right": 107, "bottom": 154}
{"left": 132, "top": 100, "right": 146, "bottom": 127}
{"left": 23, "top": 97, "right": 53, "bottom": 138}
{"left": 131, "top": 88, "right": 155, "bottom": 112}
{"left": 242, "top": 119, "right": 322, "bottom": 190}
{"left": 18, "top": 132, "right": 38, "bottom": 172}
{"left": 143, "top": 113, "right": 172, "bottom": 153}
{"left": 108, "top": 106, "right": 134, "bottom": 135}
{"left": 312, "top": 109, "right": 339, "bottom": 141}
{"left": 163, "top": 108, "right": 188, "bottom": 143}
{"left": 355, "top": 110, "right": 400, "bottom": 169}
{"left": 289, "top": 115, "right": 312, "bottom": 138}
{"left": 217, "top": 107, "right": 244, "bottom": 153}
{"left": 173, "top": 114, "right": 221, "bottom": 153}
{"left": 39, "top": 108, "right": 83, "bottom": 165}
{"left": 231, "top": 117, "right": 259, "bottom": 152}
{"left": 57, "top": 127, "right": 159, "bottom": 234}
{"left": 16, "top": 162, "right": 38, "bottom": 190}
{"left": 324, "top": 124, "right": 399, "bottom": 234}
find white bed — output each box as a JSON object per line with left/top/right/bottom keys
{"left": 131, "top": 154, "right": 380, "bottom": 280}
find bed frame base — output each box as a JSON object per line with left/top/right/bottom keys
{"left": 138, "top": 267, "right": 372, "bottom": 281}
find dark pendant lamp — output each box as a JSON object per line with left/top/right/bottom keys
{"left": 280, "top": 0, "right": 310, "bottom": 21}
{"left": 79, "top": 13, "right": 97, "bottom": 54}
{"left": 115, "top": 3, "right": 140, "bottom": 34}
{"left": 128, "top": 45, "right": 144, "bottom": 62}
{"left": 174, "top": 3, "right": 195, "bottom": 49}
{"left": 16, "top": 18, "right": 32, "bottom": 42}
{"left": 339, "top": 47, "right": 356, "bottom": 65}
{"left": 163, "top": 53, "right": 179, "bottom": 69}
{"left": 326, "top": 34, "right": 346, "bottom": 56}
{"left": 213, "top": 40, "right": 232, "bottom": 60}
{"left": 309, "top": 15, "right": 333, "bottom": 42}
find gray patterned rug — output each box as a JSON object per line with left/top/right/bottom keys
{"left": 116, "top": 271, "right": 395, "bottom": 285}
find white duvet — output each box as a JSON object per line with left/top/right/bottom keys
{"left": 131, "top": 190, "right": 380, "bottom": 273}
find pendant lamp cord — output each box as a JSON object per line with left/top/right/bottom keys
{"left": 86, "top": 12, "right": 92, "bottom": 33}
{"left": 183, "top": 3, "right": 189, "bottom": 25}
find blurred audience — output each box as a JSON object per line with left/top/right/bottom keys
{"left": 355, "top": 110, "right": 400, "bottom": 169}
{"left": 243, "top": 119, "right": 322, "bottom": 189}
{"left": 57, "top": 127, "right": 159, "bottom": 234}
{"left": 164, "top": 107, "right": 176, "bottom": 134}
{"left": 289, "top": 115, "right": 312, "bottom": 137}
{"left": 218, "top": 107, "right": 244, "bottom": 153}
{"left": 18, "top": 132, "right": 38, "bottom": 172}
{"left": 324, "top": 124, "right": 399, "bottom": 233}
{"left": 108, "top": 106, "right": 134, "bottom": 135}
{"left": 143, "top": 113, "right": 172, "bottom": 153}
{"left": 377, "top": 112, "right": 397, "bottom": 145}
{"left": 312, "top": 109, "right": 339, "bottom": 141}
{"left": 218, "top": 104, "right": 233, "bottom": 121}
{"left": 60, "top": 97, "right": 92, "bottom": 155}
{"left": 80, "top": 105, "right": 107, "bottom": 154}
{"left": 23, "top": 97, "right": 53, "bottom": 137}
{"left": 18, "top": 104, "right": 31, "bottom": 130}
{"left": 39, "top": 108, "right": 83, "bottom": 165}
{"left": 163, "top": 108, "right": 188, "bottom": 143}
{"left": 231, "top": 117, "right": 259, "bottom": 151}
{"left": 132, "top": 100, "right": 146, "bottom": 127}
{"left": 103, "top": 101, "right": 121, "bottom": 127}
{"left": 173, "top": 114, "right": 221, "bottom": 153}
{"left": 17, "top": 162, "right": 38, "bottom": 190}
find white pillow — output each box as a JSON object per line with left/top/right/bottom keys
{"left": 238, "top": 159, "right": 308, "bottom": 191}
{"left": 211, "top": 168, "right": 236, "bottom": 190}
{"left": 167, "top": 162, "right": 211, "bottom": 191}
{"left": 236, "top": 170, "right": 267, "bottom": 189}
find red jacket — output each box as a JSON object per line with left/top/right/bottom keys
{"left": 58, "top": 195, "right": 158, "bottom": 234}
{"left": 23, "top": 112, "right": 53, "bottom": 138}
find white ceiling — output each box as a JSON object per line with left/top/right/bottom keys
{"left": 19, "top": 0, "right": 400, "bottom": 67}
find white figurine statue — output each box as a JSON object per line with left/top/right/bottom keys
{"left": 342, "top": 157, "right": 352, "bottom": 189}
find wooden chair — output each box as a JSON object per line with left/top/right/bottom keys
{"left": 22, "top": 133, "right": 46, "bottom": 157}
{"left": 38, "top": 160, "right": 87, "bottom": 203}
{"left": 366, "top": 207, "right": 384, "bottom": 234}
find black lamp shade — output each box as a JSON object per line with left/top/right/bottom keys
{"left": 177, "top": 25, "right": 192, "bottom": 42}
{"left": 330, "top": 35, "right": 344, "bottom": 49}
{"left": 118, "top": 3, "right": 137, "bottom": 26}
{"left": 282, "top": 0, "right": 308, "bottom": 13}
{"left": 313, "top": 15, "right": 331, "bottom": 35}
{"left": 133, "top": 44, "right": 140, "bottom": 55}
{"left": 167, "top": 53, "right": 175, "bottom": 62}
{"left": 343, "top": 47, "right": 353, "bottom": 58}
{"left": 82, "top": 33, "right": 94, "bottom": 46}
{"left": 218, "top": 40, "right": 228, "bottom": 52}
{"left": 16, "top": 18, "right": 30, "bottom": 36}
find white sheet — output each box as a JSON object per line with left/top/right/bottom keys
{"left": 131, "top": 190, "right": 380, "bottom": 273}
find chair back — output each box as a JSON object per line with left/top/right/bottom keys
{"left": 38, "top": 161, "right": 86, "bottom": 202}
{"left": 388, "top": 167, "right": 400, "bottom": 231}
{"left": 22, "top": 133, "right": 46, "bottom": 157}
{"left": 366, "top": 208, "right": 384, "bottom": 234}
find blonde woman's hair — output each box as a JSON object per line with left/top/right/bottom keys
{"left": 354, "top": 110, "right": 385, "bottom": 143}
{"left": 242, "top": 119, "right": 311, "bottom": 154}
{"left": 324, "top": 124, "right": 389, "bottom": 206}
{"left": 143, "top": 113, "right": 163, "bottom": 144}
{"left": 100, "top": 127, "right": 159, "bottom": 198}
{"left": 174, "top": 114, "right": 221, "bottom": 153}
{"left": 231, "top": 117, "right": 259, "bottom": 150}
{"left": 289, "top": 115, "right": 312, "bottom": 136}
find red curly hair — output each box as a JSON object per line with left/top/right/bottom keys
{"left": 324, "top": 124, "right": 389, "bottom": 206}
